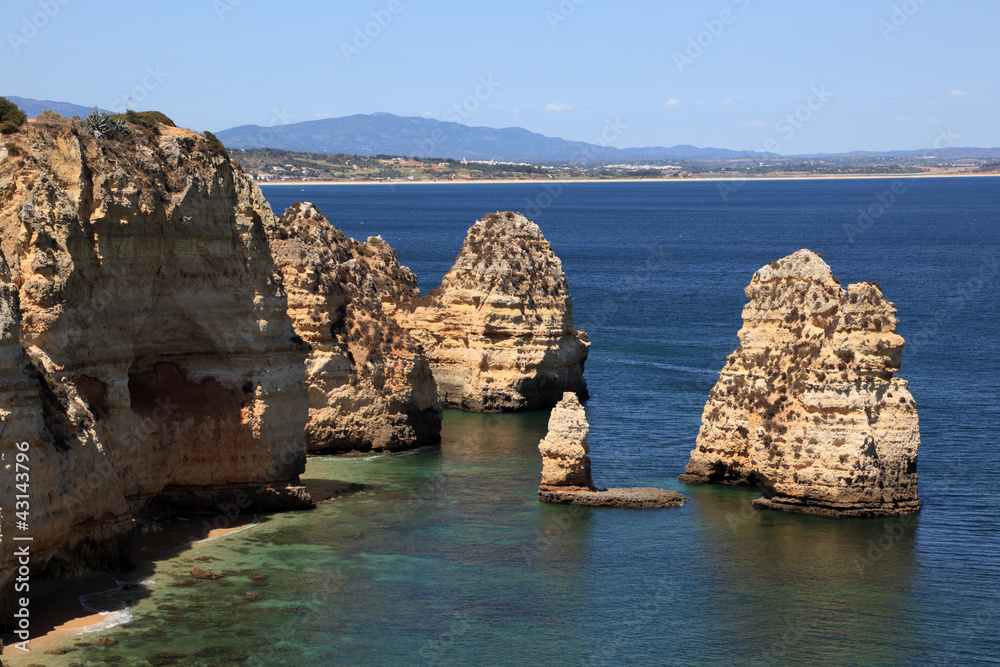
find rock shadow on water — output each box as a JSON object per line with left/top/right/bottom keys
{"left": 681, "top": 482, "right": 924, "bottom": 664}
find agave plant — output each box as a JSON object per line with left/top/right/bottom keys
{"left": 81, "top": 109, "right": 130, "bottom": 140}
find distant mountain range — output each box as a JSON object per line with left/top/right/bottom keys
{"left": 215, "top": 113, "right": 1000, "bottom": 163}
{"left": 7, "top": 98, "right": 999, "bottom": 164}
{"left": 4, "top": 96, "right": 111, "bottom": 119}
{"left": 215, "top": 112, "right": 777, "bottom": 163}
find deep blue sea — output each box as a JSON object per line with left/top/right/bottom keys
{"left": 14, "top": 178, "right": 1000, "bottom": 666}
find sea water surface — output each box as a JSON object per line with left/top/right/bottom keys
{"left": 14, "top": 178, "right": 1000, "bottom": 666}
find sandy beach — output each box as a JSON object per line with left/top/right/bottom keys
{"left": 0, "top": 515, "right": 259, "bottom": 658}
{"left": 1, "top": 479, "right": 365, "bottom": 657}
{"left": 258, "top": 171, "right": 997, "bottom": 187}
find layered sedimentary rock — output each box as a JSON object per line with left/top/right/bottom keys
{"left": 538, "top": 392, "right": 594, "bottom": 490}
{"left": 539, "top": 393, "right": 685, "bottom": 508}
{"left": 0, "top": 250, "right": 133, "bottom": 618}
{"left": 267, "top": 202, "right": 441, "bottom": 453}
{"left": 0, "top": 117, "right": 312, "bottom": 612}
{"left": 680, "top": 250, "right": 920, "bottom": 516}
{"left": 397, "top": 212, "right": 589, "bottom": 412}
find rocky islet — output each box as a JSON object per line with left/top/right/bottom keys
{"left": 680, "top": 249, "right": 921, "bottom": 516}
{"left": 537, "top": 392, "right": 686, "bottom": 508}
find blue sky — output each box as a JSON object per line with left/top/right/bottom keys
{"left": 5, "top": 0, "right": 997, "bottom": 154}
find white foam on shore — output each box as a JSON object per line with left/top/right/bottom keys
{"left": 73, "top": 579, "right": 146, "bottom": 634}
{"left": 71, "top": 609, "right": 134, "bottom": 635}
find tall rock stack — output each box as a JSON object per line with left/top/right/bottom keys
{"left": 680, "top": 250, "right": 920, "bottom": 516}
{"left": 397, "top": 212, "right": 589, "bottom": 412}
{"left": 538, "top": 392, "right": 686, "bottom": 508}
{"left": 267, "top": 202, "right": 441, "bottom": 453}
{"left": 538, "top": 392, "right": 595, "bottom": 491}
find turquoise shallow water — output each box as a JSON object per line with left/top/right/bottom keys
{"left": 7, "top": 179, "right": 1000, "bottom": 666}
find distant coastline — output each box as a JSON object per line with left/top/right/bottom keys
{"left": 260, "top": 172, "right": 1000, "bottom": 187}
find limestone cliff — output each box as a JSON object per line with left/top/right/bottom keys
{"left": 539, "top": 392, "right": 685, "bottom": 508}
{"left": 680, "top": 250, "right": 920, "bottom": 516}
{"left": 267, "top": 202, "right": 441, "bottom": 453}
{"left": 0, "top": 250, "right": 133, "bottom": 619}
{"left": 397, "top": 212, "right": 588, "bottom": 412}
{"left": 0, "top": 116, "right": 313, "bottom": 612}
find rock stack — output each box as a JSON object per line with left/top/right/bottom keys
{"left": 539, "top": 393, "right": 685, "bottom": 508}
{"left": 397, "top": 212, "right": 589, "bottom": 412}
{"left": 267, "top": 202, "right": 441, "bottom": 453}
{"left": 538, "top": 392, "right": 595, "bottom": 491}
{"left": 680, "top": 250, "right": 921, "bottom": 516}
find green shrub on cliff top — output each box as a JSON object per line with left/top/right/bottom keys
{"left": 0, "top": 97, "right": 27, "bottom": 134}
{"left": 124, "top": 110, "right": 176, "bottom": 128}
{"left": 203, "top": 131, "right": 229, "bottom": 160}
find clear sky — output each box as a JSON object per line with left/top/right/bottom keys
{"left": 4, "top": 0, "right": 998, "bottom": 154}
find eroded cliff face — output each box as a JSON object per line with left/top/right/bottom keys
{"left": 0, "top": 250, "right": 133, "bottom": 618}
{"left": 681, "top": 250, "right": 920, "bottom": 516}
{"left": 0, "top": 117, "right": 311, "bottom": 595}
{"left": 267, "top": 202, "right": 441, "bottom": 453}
{"left": 397, "top": 212, "right": 588, "bottom": 412}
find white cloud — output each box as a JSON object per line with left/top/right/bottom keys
{"left": 695, "top": 101, "right": 708, "bottom": 107}
{"left": 545, "top": 102, "right": 576, "bottom": 112}
{"left": 895, "top": 116, "right": 912, "bottom": 122}
{"left": 949, "top": 89, "right": 967, "bottom": 97}
{"left": 742, "top": 120, "right": 764, "bottom": 128}
{"left": 420, "top": 111, "right": 434, "bottom": 118}
{"left": 665, "top": 98, "right": 682, "bottom": 106}
{"left": 720, "top": 98, "right": 737, "bottom": 106}
{"left": 313, "top": 113, "right": 331, "bottom": 119}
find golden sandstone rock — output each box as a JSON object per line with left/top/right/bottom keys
{"left": 397, "top": 212, "right": 589, "bottom": 412}
{"left": 0, "top": 118, "right": 311, "bottom": 613}
{"left": 0, "top": 249, "right": 132, "bottom": 619}
{"left": 539, "top": 393, "right": 685, "bottom": 508}
{"left": 538, "top": 392, "right": 594, "bottom": 491}
{"left": 680, "top": 250, "right": 920, "bottom": 516}
{"left": 267, "top": 202, "right": 441, "bottom": 453}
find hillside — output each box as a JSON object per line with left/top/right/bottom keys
{"left": 216, "top": 112, "right": 772, "bottom": 164}
{"left": 4, "top": 95, "right": 111, "bottom": 119}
